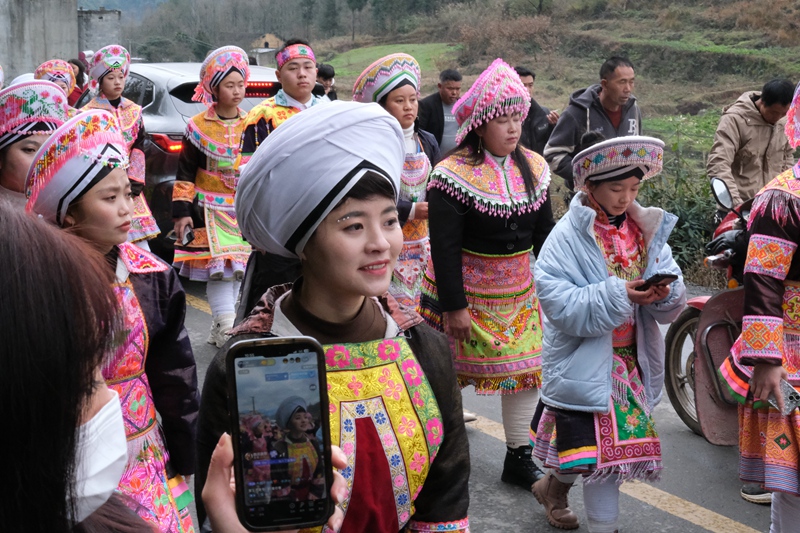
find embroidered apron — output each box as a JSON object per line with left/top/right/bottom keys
{"left": 390, "top": 148, "right": 432, "bottom": 309}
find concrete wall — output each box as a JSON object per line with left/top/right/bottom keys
{"left": 0, "top": 0, "right": 79, "bottom": 79}
{"left": 78, "top": 8, "right": 122, "bottom": 55}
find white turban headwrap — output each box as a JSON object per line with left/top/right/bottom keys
{"left": 236, "top": 101, "right": 405, "bottom": 258}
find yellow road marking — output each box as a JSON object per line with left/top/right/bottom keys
{"left": 468, "top": 415, "right": 760, "bottom": 533}
{"left": 186, "top": 294, "right": 211, "bottom": 315}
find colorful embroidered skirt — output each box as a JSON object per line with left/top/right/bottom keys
{"left": 390, "top": 220, "right": 430, "bottom": 309}
{"left": 738, "top": 403, "right": 800, "bottom": 495}
{"left": 531, "top": 346, "right": 662, "bottom": 482}
{"left": 119, "top": 427, "right": 195, "bottom": 533}
{"left": 419, "top": 249, "right": 542, "bottom": 395}
{"left": 174, "top": 205, "right": 250, "bottom": 282}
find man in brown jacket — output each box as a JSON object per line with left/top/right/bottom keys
{"left": 707, "top": 79, "right": 795, "bottom": 208}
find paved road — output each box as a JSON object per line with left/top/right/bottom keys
{"left": 183, "top": 280, "right": 771, "bottom": 533}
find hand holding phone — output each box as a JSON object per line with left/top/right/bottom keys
{"left": 226, "top": 337, "right": 333, "bottom": 531}
{"left": 635, "top": 273, "right": 678, "bottom": 292}
{"left": 768, "top": 378, "right": 800, "bottom": 416}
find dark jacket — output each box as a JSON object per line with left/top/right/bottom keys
{"left": 123, "top": 245, "right": 200, "bottom": 475}
{"left": 418, "top": 92, "right": 444, "bottom": 145}
{"left": 196, "top": 284, "right": 471, "bottom": 529}
{"left": 543, "top": 84, "right": 642, "bottom": 190}
{"left": 397, "top": 129, "right": 441, "bottom": 225}
{"left": 519, "top": 98, "right": 555, "bottom": 156}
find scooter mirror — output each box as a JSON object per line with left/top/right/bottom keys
{"left": 710, "top": 178, "right": 734, "bottom": 210}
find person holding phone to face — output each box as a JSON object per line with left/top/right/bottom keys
{"left": 195, "top": 101, "right": 470, "bottom": 532}
{"left": 25, "top": 110, "right": 200, "bottom": 533}
{"left": 530, "top": 135, "right": 685, "bottom": 532}
{"left": 719, "top": 82, "right": 800, "bottom": 531}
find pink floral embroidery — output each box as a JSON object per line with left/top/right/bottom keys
{"left": 384, "top": 379, "right": 402, "bottom": 401}
{"left": 401, "top": 359, "right": 423, "bottom": 387}
{"left": 347, "top": 375, "right": 363, "bottom": 397}
{"left": 398, "top": 416, "right": 417, "bottom": 437}
{"left": 378, "top": 367, "right": 392, "bottom": 384}
{"left": 400, "top": 511, "right": 410, "bottom": 523}
{"left": 410, "top": 452, "right": 426, "bottom": 473}
{"left": 425, "top": 418, "right": 443, "bottom": 447}
{"left": 342, "top": 442, "right": 354, "bottom": 456}
{"left": 394, "top": 474, "right": 405, "bottom": 488}
{"left": 326, "top": 345, "right": 351, "bottom": 368}
{"left": 377, "top": 339, "right": 401, "bottom": 361}
{"left": 329, "top": 402, "right": 336, "bottom": 413}
{"left": 382, "top": 433, "right": 394, "bottom": 447}
{"left": 412, "top": 391, "right": 425, "bottom": 408}
{"left": 353, "top": 356, "right": 365, "bottom": 368}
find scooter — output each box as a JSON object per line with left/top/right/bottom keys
{"left": 663, "top": 178, "right": 751, "bottom": 445}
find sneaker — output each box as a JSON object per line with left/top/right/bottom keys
{"left": 501, "top": 445, "right": 546, "bottom": 489}
{"left": 463, "top": 409, "right": 478, "bottom": 423}
{"left": 532, "top": 472, "right": 579, "bottom": 530}
{"left": 740, "top": 484, "right": 772, "bottom": 505}
{"left": 207, "top": 313, "right": 236, "bottom": 348}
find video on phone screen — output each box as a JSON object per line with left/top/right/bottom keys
{"left": 235, "top": 351, "right": 327, "bottom": 511}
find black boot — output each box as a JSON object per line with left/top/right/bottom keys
{"left": 501, "top": 445, "right": 545, "bottom": 489}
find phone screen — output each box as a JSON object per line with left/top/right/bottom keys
{"left": 229, "top": 339, "right": 332, "bottom": 530}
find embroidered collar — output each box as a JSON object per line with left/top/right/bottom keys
{"left": 428, "top": 145, "right": 550, "bottom": 217}
{"left": 274, "top": 89, "right": 323, "bottom": 110}
{"left": 116, "top": 242, "right": 168, "bottom": 281}
{"left": 185, "top": 106, "right": 246, "bottom": 162}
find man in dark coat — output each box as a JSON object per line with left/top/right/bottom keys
{"left": 543, "top": 56, "right": 642, "bottom": 190}
{"left": 418, "top": 69, "right": 462, "bottom": 154}
{"left": 514, "top": 66, "right": 558, "bottom": 156}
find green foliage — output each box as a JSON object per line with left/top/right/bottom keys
{"left": 638, "top": 113, "right": 721, "bottom": 271}
{"left": 319, "top": 0, "right": 341, "bottom": 36}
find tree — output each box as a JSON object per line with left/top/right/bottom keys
{"left": 346, "top": 0, "right": 368, "bottom": 41}
{"left": 301, "top": 0, "right": 317, "bottom": 39}
{"left": 318, "top": 0, "right": 341, "bottom": 37}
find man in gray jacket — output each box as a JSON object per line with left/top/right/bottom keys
{"left": 707, "top": 79, "right": 794, "bottom": 208}
{"left": 543, "top": 56, "right": 642, "bottom": 191}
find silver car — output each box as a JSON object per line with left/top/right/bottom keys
{"left": 78, "top": 62, "right": 280, "bottom": 261}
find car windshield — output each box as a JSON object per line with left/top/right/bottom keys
{"left": 169, "top": 82, "right": 279, "bottom": 116}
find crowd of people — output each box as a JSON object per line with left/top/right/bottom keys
{"left": 2, "top": 34, "right": 800, "bottom": 533}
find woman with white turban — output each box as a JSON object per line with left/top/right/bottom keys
{"left": 195, "top": 101, "right": 471, "bottom": 532}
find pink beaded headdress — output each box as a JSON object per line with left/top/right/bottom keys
{"left": 88, "top": 44, "right": 130, "bottom": 92}
{"left": 276, "top": 43, "right": 315, "bottom": 70}
{"left": 572, "top": 135, "right": 664, "bottom": 190}
{"left": 26, "top": 110, "right": 130, "bottom": 226}
{"left": 34, "top": 59, "right": 77, "bottom": 94}
{"left": 0, "top": 81, "right": 71, "bottom": 151}
{"left": 193, "top": 46, "right": 251, "bottom": 107}
{"left": 785, "top": 81, "right": 800, "bottom": 148}
{"left": 352, "top": 53, "right": 420, "bottom": 104}
{"left": 452, "top": 58, "right": 530, "bottom": 145}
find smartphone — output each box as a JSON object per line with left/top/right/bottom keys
{"left": 226, "top": 337, "right": 333, "bottom": 531}
{"left": 165, "top": 226, "right": 195, "bottom": 246}
{"left": 768, "top": 378, "right": 800, "bottom": 416}
{"left": 635, "top": 273, "right": 679, "bottom": 292}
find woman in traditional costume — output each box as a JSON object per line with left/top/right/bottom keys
{"left": 530, "top": 135, "right": 685, "bottom": 531}
{"left": 33, "top": 59, "right": 80, "bottom": 117}
{"left": 0, "top": 80, "right": 70, "bottom": 208}
{"left": 719, "top": 82, "right": 800, "bottom": 531}
{"left": 352, "top": 53, "right": 440, "bottom": 310}
{"left": 270, "top": 396, "right": 324, "bottom": 502}
{"left": 195, "top": 101, "right": 471, "bottom": 532}
{"left": 419, "top": 58, "right": 554, "bottom": 488}
{"left": 172, "top": 46, "right": 252, "bottom": 347}
{"left": 84, "top": 44, "right": 160, "bottom": 248}
{"left": 68, "top": 58, "right": 88, "bottom": 106}
{"left": 25, "top": 110, "right": 200, "bottom": 533}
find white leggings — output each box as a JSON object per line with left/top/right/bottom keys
{"left": 583, "top": 476, "right": 620, "bottom": 533}
{"left": 206, "top": 279, "right": 241, "bottom": 317}
{"left": 501, "top": 388, "right": 539, "bottom": 448}
{"left": 771, "top": 492, "right": 800, "bottom": 533}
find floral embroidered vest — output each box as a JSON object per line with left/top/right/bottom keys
{"left": 302, "top": 337, "right": 443, "bottom": 533}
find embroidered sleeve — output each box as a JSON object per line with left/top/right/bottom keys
{"left": 407, "top": 518, "right": 470, "bottom": 532}
{"left": 127, "top": 148, "right": 145, "bottom": 184}
{"left": 744, "top": 234, "right": 796, "bottom": 280}
{"left": 738, "top": 187, "right": 800, "bottom": 366}
{"left": 172, "top": 180, "right": 196, "bottom": 203}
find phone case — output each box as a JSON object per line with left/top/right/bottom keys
{"left": 768, "top": 379, "right": 800, "bottom": 416}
